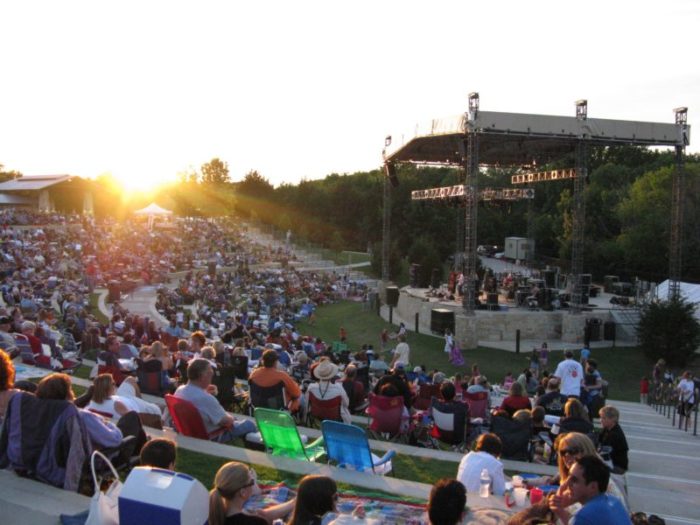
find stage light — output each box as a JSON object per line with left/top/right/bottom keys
{"left": 576, "top": 99, "right": 588, "bottom": 120}
{"left": 674, "top": 107, "right": 688, "bottom": 125}
{"left": 385, "top": 135, "right": 392, "bottom": 147}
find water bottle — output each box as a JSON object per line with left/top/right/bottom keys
{"left": 479, "top": 468, "right": 491, "bottom": 498}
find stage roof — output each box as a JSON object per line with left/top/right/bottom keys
{"left": 0, "top": 175, "right": 76, "bottom": 192}
{"left": 384, "top": 110, "right": 690, "bottom": 167}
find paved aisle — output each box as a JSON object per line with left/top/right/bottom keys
{"left": 615, "top": 400, "right": 700, "bottom": 525}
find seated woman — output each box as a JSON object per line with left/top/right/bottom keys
{"left": 512, "top": 432, "right": 628, "bottom": 524}
{"left": 208, "top": 461, "right": 294, "bottom": 525}
{"left": 0, "top": 349, "right": 19, "bottom": 432}
{"left": 86, "top": 374, "right": 163, "bottom": 427}
{"left": 500, "top": 381, "right": 532, "bottom": 417}
{"left": 36, "top": 373, "right": 124, "bottom": 450}
{"left": 150, "top": 341, "right": 174, "bottom": 372}
{"left": 306, "top": 359, "right": 351, "bottom": 424}
{"left": 558, "top": 398, "right": 593, "bottom": 436}
{"left": 287, "top": 475, "right": 338, "bottom": 525}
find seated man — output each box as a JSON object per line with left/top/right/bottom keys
{"left": 536, "top": 378, "right": 568, "bottom": 417}
{"left": 598, "top": 405, "right": 629, "bottom": 474}
{"left": 248, "top": 349, "right": 302, "bottom": 412}
{"left": 550, "top": 455, "right": 631, "bottom": 525}
{"left": 431, "top": 381, "right": 470, "bottom": 446}
{"left": 140, "top": 437, "right": 177, "bottom": 470}
{"left": 174, "top": 358, "right": 256, "bottom": 442}
{"left": 456, "top": 433, "right": 506, "bottom": 496}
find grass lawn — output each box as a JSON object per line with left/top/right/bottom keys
{"left": 298, "top": 300, "right": 681, "bottom": 402}
{"left": 89, "top": 292, "right": 110, "bottom": 325}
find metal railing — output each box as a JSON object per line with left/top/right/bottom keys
{"left": 648, "top": 382, "right": 698, "bottom": 436}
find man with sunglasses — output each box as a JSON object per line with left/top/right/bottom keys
{"left": 551, "top": 455, "right": 631, "bottom": 525}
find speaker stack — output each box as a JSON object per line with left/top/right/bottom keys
{"left": 385, "top": 286, "right": 400, "bottom": 307}
{"left": 431, "top": 308, "right": 455, "bottom": 335}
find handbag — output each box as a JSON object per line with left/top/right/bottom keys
{"left": 85, "top": 450, "right": 122, "bottom": 525}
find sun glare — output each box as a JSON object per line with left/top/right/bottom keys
{"left": 109, "top": 170, "right": 172, "bottom": 195}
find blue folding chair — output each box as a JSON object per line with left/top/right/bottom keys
{"left": 321, "top": 420, "right": 395, "bottom": 475}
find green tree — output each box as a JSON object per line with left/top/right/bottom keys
{"left": 407, "top": 236, "right": 443, "bottom": 287}
{"left": 200, "top": 158, "right": 230, "bottom": 184}
{"left": 0, "top": 163, "right": 22, "bottom": 183}
{"left": 638, "top": 299, "right": 700, "bottom": 367}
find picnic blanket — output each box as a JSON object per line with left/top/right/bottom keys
{"left": 246, "top": 483, "right": 512, "bottom": 525}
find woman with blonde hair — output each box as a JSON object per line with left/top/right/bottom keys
{"left": 86, "top": 374, "right": 162, "bottom": 426}
{"left": 208, "top": 461, "right": 293, "bottom": 525}
{"left": 558, "top": 398, "right": 593, "bottom": 435}
{"left": 150, "top": 341, "right": 173, "bottom": 372}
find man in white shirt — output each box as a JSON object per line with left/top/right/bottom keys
{"left": 390, "top": 334, "right": 410, "bottom": 369}
{"left": 456, "top": 433, "right": 506, "bottom": 496}
{"left": 553, "top": 350, "right": 584, "bottom": 398}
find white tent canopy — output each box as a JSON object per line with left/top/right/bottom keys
{"left": 133, "top": 203, "right": 173, "bottom": 216}
{"left": 656, "top": 280, "right": 700, "bottom": 319}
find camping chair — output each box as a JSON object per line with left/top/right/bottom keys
{"left": 332, "top": 341, "right": 348, "bottom": 353}
{"left": 321, "top": 420, "right": 395, "bottom": 475}
{"left": 429, "top": 398, "right": 470, "bottom": 452}
{"left": 413, "top": 383, "right": 442, "bottom": 411}
{"left": 231, "top": 355, "right": 249, "bottom": 380}
{"left": 464, "top": 391, "right": 490, "bottom": 422}
{"left": 253, "top": 407, "right": 325, "bottom": 461}
{"left": 306, "top": 391, "right": 343, "bottom": 428}
{"left": 491, "top": 415, "right": 531, "bottom": 461}
{"left": 164, "top": 394, "right": 228, "bottom": 441}
{"left": 366, "top": 393, "right": 410, "bottom": 443}
{"left": 0, "top": 393, "right": 92, "bottom": 491}
{"left": 212, "top": 365, "right": 239, "bottom": 411}
{"left": 136, "top": 359, "right": 167, "bottom": 396}
{"left": 15, "top": 333, "right": 37, "bottom": 365}
{"left": 248, "top": 381, "right": 286, "bottom": 415}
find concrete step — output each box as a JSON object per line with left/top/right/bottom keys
{"left": 629, "top": 485, "right": 700, "bottom": 525}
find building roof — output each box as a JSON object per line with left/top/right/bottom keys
{"left": 0, "top": 175, "right": 75, "bottom": 192}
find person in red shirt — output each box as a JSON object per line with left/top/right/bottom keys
{"left": 500, "top": 381, "right": 532, "bottom": 417}
{"left": 639, "top": 376, "right": 649, "bottom": 404}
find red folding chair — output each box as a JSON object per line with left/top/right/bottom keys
{"left": 464, "top": 391, "right": 489, "bottom": 421}
{"left": 306, "top": 391, "right": 343, "bottom": 427}
{"left": 412, "top": 383, "right": 442, "bottom": 411}
{"left": 366, "top": 393, "right": 410, "bottom": 442}
{"left": 164, "top": 394, "right": 227, "bottom": 440}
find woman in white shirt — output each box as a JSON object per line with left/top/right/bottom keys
{"left": 87, "top": 374, "right": 162, "bottom": 424}
{"left": 305, "top": 359, "right": 351, "bottom": 424}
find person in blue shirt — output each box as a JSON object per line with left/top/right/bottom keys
{"left": 551, "top": 455, "right": 631, "bottom": 525}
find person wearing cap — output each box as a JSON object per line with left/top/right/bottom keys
{"left": 306, "top": 358, "right": 351, "bottom": 423}
{"left": 0, "top": 316, "right": 18, "bottom": 359}
{"left": 248, "top": 349, "right": 302, "bottom": 412}
{"left": 553, "top": 350, "right": 584, "bottom": 398}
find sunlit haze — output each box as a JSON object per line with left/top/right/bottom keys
{"left": 1, "top": 0, "right": 698, "bottom": 190}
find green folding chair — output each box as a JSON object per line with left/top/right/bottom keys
{"left": 332, "top": 341, "right": 348, "bottom": 353}
{"left": 254, "top": 408, "right": 325, "bottom": 461}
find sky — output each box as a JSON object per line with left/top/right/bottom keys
{"left": 1, "top": 0, "right": 698, "bottom": 190}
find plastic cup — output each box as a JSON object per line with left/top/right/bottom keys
{"left": 530, "top": 487, "right": 544, "bottom": 504}
{"left": 512, "top": 475, "right": 524, "bottom": 488}
{"left": 514, "top": 487, "right": 529, "bottom": 507}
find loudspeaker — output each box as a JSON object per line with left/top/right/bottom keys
{"left": 604, "top": 321, "right": 616, "bottom": 341}
{"left": 580, "top": 273, "right": 592, "bottom": 286}
{"left": 542, "top": 269, "right": 557, "bottom": 289}
{"left": 430, "top": 268, "right": 441, "bottom": 289}
{"left": 386, "top": 286, "right": 399, "bottom": 307}
{"left": 384, "top": 162, "right": 399, "bottom": 188}
{"left": 431, "top": 308, "right": 455, "bottom": 335}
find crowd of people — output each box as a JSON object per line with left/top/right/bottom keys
{"left": 0, "top": 209, "right": 688, "bottom": 524}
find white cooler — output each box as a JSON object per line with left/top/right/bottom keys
{"left": 119, "top": 467, "right": 209, "bottom": 525}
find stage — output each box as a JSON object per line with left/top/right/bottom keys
{"left": 381, "top": 283, "right": 636, "bottom": 350}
